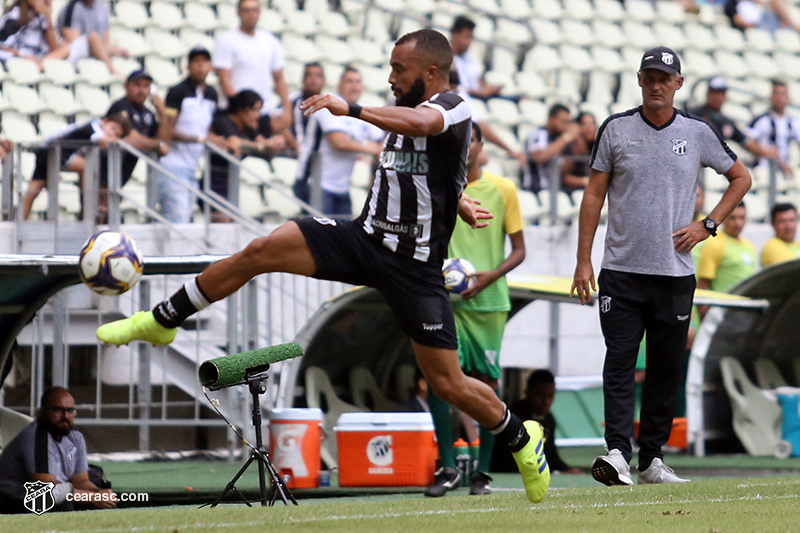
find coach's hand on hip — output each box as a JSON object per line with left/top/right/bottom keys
{"left": 300, "top": 95, "right": 348, "bottom": 117}
{"left": 570, "top": 260, "right": 596, "bottom": 305}
{"left": 672, "top": 220, "right": 710, "bottom": 253}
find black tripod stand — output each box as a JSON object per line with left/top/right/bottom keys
{"left": 208, "top": 369, "right": 298, "bottom": 507}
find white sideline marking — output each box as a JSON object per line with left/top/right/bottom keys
{"left": 31, "top": 492, "right": 800, "bottom": 532}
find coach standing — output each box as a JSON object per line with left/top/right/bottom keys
{"left": 570, "top": 47, "right": 751, "bottom": 486}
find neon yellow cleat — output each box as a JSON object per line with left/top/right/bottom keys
{"left": 511, "top": 420, "right": 551, "bottom": 503}
{"left": 96, "top": 311, "right": 177, "bottom": 347}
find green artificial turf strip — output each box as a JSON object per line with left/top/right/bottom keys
{"left": 3, "top": 476, "right": 800, "bottom": 533}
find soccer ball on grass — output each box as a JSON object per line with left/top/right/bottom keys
{"left": 79, "top": 231, "right": 144, "bottom": 296}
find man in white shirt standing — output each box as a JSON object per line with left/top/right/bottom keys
{"left": 294, "top": 66, "right": 384, "bottom": 216}
{"left": 213, "top": 0, "right": 291, "bottom": 135}
{"left": 749, "top": 79, "right": 800, "bottom": 179}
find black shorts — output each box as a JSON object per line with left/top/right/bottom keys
{"left": 296, "top": 217, "right": 458, "bottom": 349}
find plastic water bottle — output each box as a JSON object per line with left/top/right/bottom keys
{"left": 454, "top": 438, "right": 471, "bottom": 487}
{"left": 469, "top": 439, "right": 480, "bottom": 474}
{"left": 319, "top": 471, "right": 331, "bottom": 487}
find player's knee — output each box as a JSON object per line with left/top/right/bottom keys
{"left": 240, "top": 236, "right": 275, "bottom": 271}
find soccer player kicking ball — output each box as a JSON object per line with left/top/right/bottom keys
{"left": 96, "top": 29, "right": 550, "bottom": 503}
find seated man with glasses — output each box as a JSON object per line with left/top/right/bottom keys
{"left": 0, "top": 387, "right": 116, "bottom": 514}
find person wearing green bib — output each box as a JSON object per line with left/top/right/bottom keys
{"left": 761, "top": 203, "right": 800, "bottom": 267}
{"left": 425, "top": 122, "right": 526, "bottom": 497}
{"left": 697, "top": 201, "right": 756, "bottom": 316}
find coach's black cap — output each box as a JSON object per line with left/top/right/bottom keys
{"left": 188, "top": 46, "right": 211, "bottom": 62}
{"left": 639, "top": 46, "right": 681, "bottom": 75}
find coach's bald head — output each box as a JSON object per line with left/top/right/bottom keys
{"left": 390, "top": 29, "right": 452, "bottom": 107}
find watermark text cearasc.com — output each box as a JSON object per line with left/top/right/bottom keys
{"left": 66, "top": 492, "right": 149, "bottom": 503}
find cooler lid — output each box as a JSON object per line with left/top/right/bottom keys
{"left": 334, "top": 412, "right": 434, "bottom": 431}
{"left": 269, "top": 407, "right": 323, "bottom": 421}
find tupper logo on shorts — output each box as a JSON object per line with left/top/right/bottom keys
{"left": 366, "top": 435, "right": 393, "bottom": 474}
{"left": 23, "top": 480, "right": 55, "bottom": 515}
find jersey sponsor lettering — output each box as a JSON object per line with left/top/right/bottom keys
{"left": 379, "top": 150, "right": 429, "bottom": 174}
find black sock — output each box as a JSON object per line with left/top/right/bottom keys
{"left": 491, "top": 409, "right": 530, "bottom": 453}
{"left": 152, "top": 287, "right": 198, "bottom": 329}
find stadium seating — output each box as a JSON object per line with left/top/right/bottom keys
{"left": 304, "top": 366, "right": 361, "bottom": 468}
{"left": 720, "top": 356, "right": 783, "bottom": 456}
{"left": 754, "top": 358, "right": 790, "bottom": 389}
{"left": 0, "top": 0, "right": 794, "bottom": 227}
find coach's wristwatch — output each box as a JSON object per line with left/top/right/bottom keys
{"left": 702, "top": 217, "right": 718, "bottom": 237}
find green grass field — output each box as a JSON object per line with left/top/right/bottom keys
{"left": 3, "top": 476, "right": 800, "bottom": 533}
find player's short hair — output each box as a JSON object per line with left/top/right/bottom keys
{"left": 40, "top": 386, "right": 70, "bottom": 409}
{"left": 340, "top": 65, "right": 360, "bottom": 81}
{"left": 771, "top": 202, "right": 797, "bottom": 223}
{"left": 395, "top": 29, "right": 453, "bottom": 73}
{"left": 548, "top": 103, "right": 570, "bottom": 118}
{"left": 105, "top": 112, "right": 133, "bottom": 138}
{"left": 471, "top": 121, "right": 482, "bottom": 142}
{"left": 737, "top": 200, "right": 746, "bottom": 209}
{"left": 527, "top": 369, "right": 555, "bottom": 391}
{"left": 576, "top": 111, "right": 595, "bottom": 124}
{"left": 303, "top": 61, "right": 323, "bottom": 77}
{"left": 228, "top": 89, "right": 262, "bottom": 114}
{"left": 451, "top": 16, "right": 476, "bottom": 34}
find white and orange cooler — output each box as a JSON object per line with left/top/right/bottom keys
{"left": 269, "top": 408, "right": 323, "bottom": 489}
{"left": 335, "top": 412, "right": 437, "bottom": 487}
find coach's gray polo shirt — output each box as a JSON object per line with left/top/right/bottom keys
{"left": 58, "top": 0, "right": 110, "bottom": 36}
{"left": 591, "top": 107, "right": 737, "bottom": 277}
{"left": 0, "top": 420, "right": 88, "bottom": 501}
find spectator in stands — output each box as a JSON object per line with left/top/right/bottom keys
{"left": 750, "top": 80, "right": 800, "bottom": 179}
{"left": 285, "top": 62, "right": 326, "bottom": 153}
{"left": 697, "top": 201, "right": 756, "bottom": 313}
{"left": 761, "top": 203, "right": 800, "bottom": 266}
{"left": 399, "top": 367, "right": 430, "bottom": 413}
{"left": 0, "top": 0, "right": 60, "bottom": 67}
{"left": 448, "top": 70, "right": 525, "bottom": 167}
{"left": 725, "top": 0, "right": 800, "bottom": 33}
{"left": 0, "top": 387, "right": 117, "bottom": 514}
{"left": 450, "top": 16, "right": 501, "bottom": 101}
{"left": 525, "top": 103, "right": 580, "bottom": 193}
{"left": 560, "top": 111, "right": 597, "bottom": 194}
{"left": 293, "top": 66, "right": 384, "bottom": 215}
{"left": 690, "top": 77, "right": 778, "bottom": 161}
{"left": 22, "top": 112, "right": 131, "bottom": 220}
{"left": 57, "top": 0, "right": 126, "bottom": 74}
{"left": 213, "top": 0, "right": 291, "bottom": 135}
{"left": 155, "top": 46, "right": 221, "bottom": 224}
{"left": 98, "top": 69, "right": 169, "bottom": 222}
{"left": 206, "top": 89, "right": 286, "bottom": 222}
{"left": 508, "top": 370, "right": 581, "bottom": 475}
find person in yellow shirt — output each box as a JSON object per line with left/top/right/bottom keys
{"left": 761, "top": 203, "right": 800, "bottom": 267}
{"left": 697, "top": 201, "right": 756, "bottom": 317}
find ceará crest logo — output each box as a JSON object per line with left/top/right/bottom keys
{"left": 662, "top": 52, "right": 674, "bottom": 65}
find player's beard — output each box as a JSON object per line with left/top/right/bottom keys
{"left": 395, "top": 76, "right": 426, "bottom": 108}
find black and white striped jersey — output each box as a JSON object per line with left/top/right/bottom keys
{"left": 356, "top": 91, "right": 472, "bottom": 264}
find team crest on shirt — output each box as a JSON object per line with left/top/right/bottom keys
{"left": 672, "top": 138, "right": 687, "bottom": 155}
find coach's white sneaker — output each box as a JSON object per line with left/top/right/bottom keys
{"left": 637, "top": 458, "right": 690, "bottom": 484}
{"left": 591, "top": 448, "right": 633, "bottom": 486}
